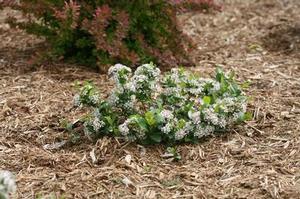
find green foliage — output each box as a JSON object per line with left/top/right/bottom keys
{"left": 3, "top": 0, "right": 218, "bottom": 70}
{"left": 70, "top": 63, "right": 250, "bottom": 145}
{"left": 166, "top": 147, "right": 182, "bottom": 161}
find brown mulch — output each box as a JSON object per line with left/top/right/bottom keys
{"left": 1, "top": 0, "right": 300, "bottom": 198}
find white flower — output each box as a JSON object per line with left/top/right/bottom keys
{"left": 93, "top": 109, "right": 101, "bottom": 118}
{"left": 161, "top": 109, "right": 174, "bottom": 121}
{"left": 90, "top": 94, "right": 99, "bottom": 104}
{"left": 108, "top": 64, "right": 132, "bottom": 76}
{"left": 136, "top": 130, "right": 146, "bottom": 139}
{"left": 175, "top": 129, "right": 186, "bottom": 140}
{"left": 188, "top": 111, "right": 201, "bottom": 124}
{"left": 129, "top": 64, "right": 160, "bottom": 95}
{"left": 74, "top": 63, "right": 248, "bottom": 144}
{"left": 232, "top": 112, "right": 244, "bottom": 122}
{"left": 174, "top": 122, "right": 193, "bottom": 140}
{"left": 163, "top": 87, "right": 182, "bottom": 98}
{"left": 0, "top": 170, "right": 16, "bottom": 198}
{"left": 123, "top": 101, "right": 134, "bottom": 110}
{"left": 203, "top": 108, "right": 219, "bottom": 126}
{"left": 218, "top": 116, "right": 227, "bottom": 128}
{"left": 203, "top": 108, "right": 227, "bottom": 128}
{"left": 161, "top": 122, "right": 172, "bottom": 134}
{"left": 82, "top": 89, "right": 89, "bottom": 96}
{"left": 194, "top": 125, "right": 215, "bottom": 138}
{"left": 119, "top": 119, "right": 132, "bottom": 136}
{"left": 92, "top": 118, "right": 105, "bottom": 131}
{"left": 73, "top": 94, "right": 81, "bottom": 107}
{"left": 129, "top": 74, "right": 148, "bottom": 92}
{"left": 134, "top": 63, "right": 161, "bottom": 80}
{"left": 126, "top": 82, "right": 136, "bottom": 92}
{"left": 215, "top": 97, "right": 247, "bottom": 114}
{"left": 211, "top": 82, "right": 221, "bottom": 92}
{"left": 108, "top": 64, "right": 132, "bottom": 89}
{"left": 188, "top": 87, "right": 203, "bottom": 95}
{"left": 215, "top": 97, "right": 235, "bottom": 113}
{"left": 108, "top": 92, "right": 119, "bottom": 105}
{"left": 168, "top": 68, "right": 186, "bottom": 84}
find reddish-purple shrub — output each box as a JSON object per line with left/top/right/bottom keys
{"left": 1, "top": 0, "right": 219, "bottom": 71}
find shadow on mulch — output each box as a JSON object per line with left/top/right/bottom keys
{"left": 0, "top": 43, "right": 101, "bottom": 81}
{"left": 261, "top": 23, "right": 300, "bottom": 56}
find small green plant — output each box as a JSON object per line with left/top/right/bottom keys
{"left": 70, "top": 63, "right": 250, "bottom": 145}
{"left": 166, "top": 147, "right": 182, "bottom": 161}
{"left": 0, "top": 171, "right": 16, "bottom": 199}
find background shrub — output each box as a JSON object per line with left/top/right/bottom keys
{"left": 1, "top": 0, "right": 219, "bottom": 71}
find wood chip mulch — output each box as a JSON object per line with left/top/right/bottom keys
{"left": 1, "top": 0, "right": 300, "bottom": 198}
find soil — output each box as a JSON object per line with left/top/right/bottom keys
{"left": 1, "top": 0, "right": 300, "bottom": 198}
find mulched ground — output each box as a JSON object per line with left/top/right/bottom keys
{"left": 1, "top": 0, "right": 300, "bottom": 198}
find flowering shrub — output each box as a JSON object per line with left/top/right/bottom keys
{"left": 71, "top": 63, "right": 250, "bottom": 145}
{"left": 1, "top": 0, "right": 219, "bottom": 70}
{"left": 0, "top": 171, "right": 16, "bottom": 199}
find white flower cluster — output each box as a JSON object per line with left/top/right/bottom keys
{"left": 0, "top": 170, "right": 16, "bottom": 199}
{"left": 127, "top": 63, "right": 161, "bottom": 95}
{"left": 73, "top": 83, "right": 101, "bottom": 107}
{"left": 163, "top": 87, "right": 182, "bottom": 97}
{"left": 161, "top": 122, "right": 173, "bottom": 134}
{"left": 119, "top": 119, "right": 132, "bottom": 136}
{"left": 188, "top": 111, "right": 201, "bottom": 125}
{"left": 160, "top": 109, "right": 176, "bottom": 134}
{"left": 161, "top": 69, "right": 224, "bottom": 105}
{"left": 215, "top": 96, "right": 247, "bottom": 113}
{"left": 186, "top": 78, "right": 221, "bottom": 96}
{"left": 82, "top": 109, "right": 106, "bottom": 137}
{"left": 92, "top": 117, "right": 105, "bottom": 131}
{"left": 90, "top": 94, "right": 100, "bottom": 105}
{"left": 128, "top": 75, "right": 148, "bottom": 93}
{"left": 203, "top": 107, "right": 226, "bottom": 128}
{"left": 194, "top": 125, "right": 215, "bottom": 138}
{"left": 108, "top": 63, "right": 132, "bottom": 80}
{"left": 161, "top": 109, "right": 174, "bottom": 120}
{"left": 118, "top": 117, "right": 146, "bottom": 140}
{"left": 73, "top": 94, "right": 81, "bottom": 107}
{"left": 174, "top": 121, "right": 193, "bottom": 140}
{"left": 168, "top": 68, "right": 185, "bottom": 84}
{"left": 135, "top": 63, "right": 161, "bottom": 80}
{"left": 108, "top": 64, "right": 132, "bottom": 94}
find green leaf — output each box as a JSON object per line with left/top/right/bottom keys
{"left": 214, "top": 104, "right": 221, "bottom": 113}
{"left": 216, "top": 67, "right": 224, "bottom": 82}
{"left": 179, "top": 82, "right": 186, "bottom": 88}
{"left": 130, "top": 115, "right": 148, "bottom": 132}
{"left": 154, "top": 112, "right": 164, "bottom": 125}
{"left": 243, "top": 112, "right": 252, "bottom": 121}
{"left": 178, "top": 119, "right": 186, "bottom": 129}
{"left": 149, "top": 132, "right": 162, "bottom": 143}
{"left": 105, "top": 116, "right": 113, "bottom": 126}
{"left": 166, "top": 147, "right": 181, "bottom": 161}
{"left": 145, "top": 111, "right": 156, "bottom": 126}
{"left": 203, "top": 96, "right": 211, "bottom": 105}
{"left": 241, "top": 81, "right": 251, "bottom": 89}
{"left": 137, "top": 117, "right": 148, "bottom": 132}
